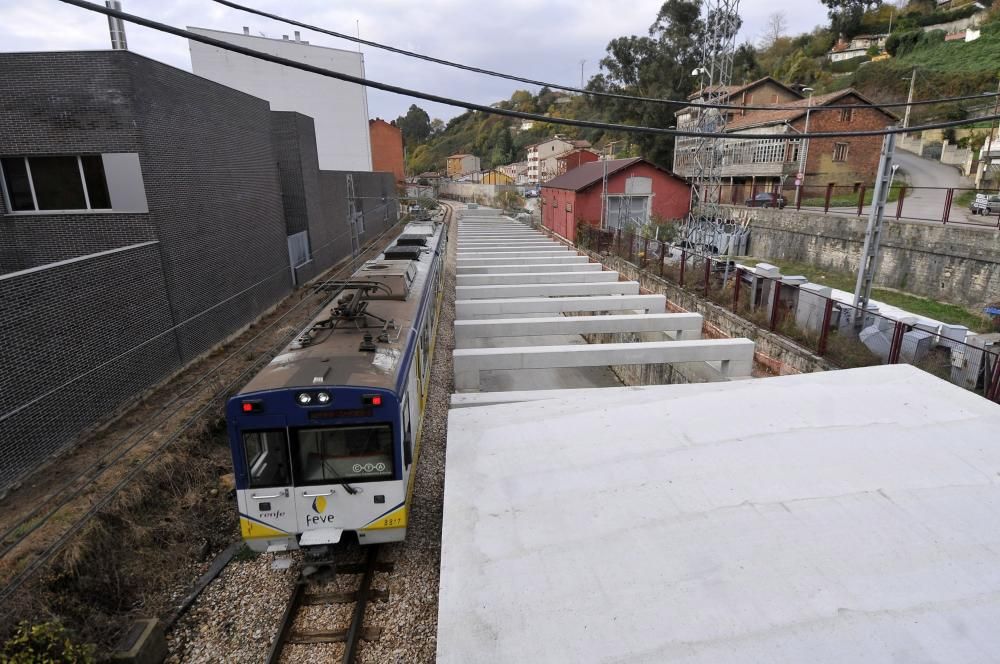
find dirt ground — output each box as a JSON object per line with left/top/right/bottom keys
{"left": 0, "top": 227, "right": 404, "bottom": 651}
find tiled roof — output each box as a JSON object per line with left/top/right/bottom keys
{"left": 541, "top": 157, "right": 686, "bottom": 191}
{"left": 725, "top": 89, "right": 897, "bottom": 131}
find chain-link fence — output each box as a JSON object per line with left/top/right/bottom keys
{"left": 576, "top": 225, "right": 1000, "bottom": 403}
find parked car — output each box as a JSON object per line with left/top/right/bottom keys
{"left": 745, "top": 192, "right": 786, "bottom": 209}
{"left": 524, "top": 189, "right": 540, "bottom": 198}
{"left": 969, "top": 193, "right": 1000, "bottom": 215}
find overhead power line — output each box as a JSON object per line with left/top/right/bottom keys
{"left": 211, "top": 0, "right": 1000, "bottom": 113}
{"left": 53, "top": 0, "right": 1000, "bottom": 140}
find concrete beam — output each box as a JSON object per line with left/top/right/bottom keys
{"left": 457, "top": 252, "right": 575, "bottom": 260}
{"left": 455, "top": 294, "right": 666, "bottom": 318}
{"left": 455, "top": 282, "right": 639, "bottom": 299}
{"left": 458, "top": 243, "right": 561, "bottom": 250}
{"left": 457, "top": 263, "right": 601, "bottom": 274}
{"left": 454, "top": 313, "right": 704, "bottom": 346}
{"left": 456, "top": 271, "right": 619, "bottom": 286}
{"left": 457, "top": 256, "right": 590, "bottom": 266}
{"left": 453, "top": 339, "right": 755, "bottom": 390}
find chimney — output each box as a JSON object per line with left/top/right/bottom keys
{"left": 105, "top": 0, "right": 128, "bottom": 50}
{"left": 294, "top": 31, "right": 301, "bottom": 41}
{"left": 243, "top": 26, "right": 250, "bottom": 36}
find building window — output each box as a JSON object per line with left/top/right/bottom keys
{"left": 1, "top": 155, "right": 111, "bottom": 212}
{"left": 840, "top": 108, "right": 853, "bottom": 122}
{"left": 833, "top": 143, "right": 849, "bottom": 162}
{"left": 566, "top": 202, "right": 572, "bottom": 212}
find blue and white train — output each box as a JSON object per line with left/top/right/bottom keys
{"left": 225, "top": 218, "right": 446, "bottom": 553}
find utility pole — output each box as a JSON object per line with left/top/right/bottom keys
{"left": 978, "top": 76, "right": 1000, "bottom": 189}
{"left": 902, "top": 68, "right": 916, "bottom": 130}
{"left": 579, "top": 60, "right": 586, "bottom": 89}
{"left": 105, "top": 0, "right": 128, "bottom": 50}
{"left": 853, "top": 131, "right": 897, "bottom": 321}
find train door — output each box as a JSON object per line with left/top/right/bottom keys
{"left": 238, "top": 428, "right": 298, "bottom": 550}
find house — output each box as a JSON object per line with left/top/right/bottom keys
{"left": 0, "top": 49, "right": 397, "bottom": 493}
{"left": 674, "top": 76, "right": 804, "bottom": 130}
{"left": 673, "top": 88, "right": 897, "bottom": 199}
{"left": 540, "top": 158, "right": 691, "bottom": 242}
{"left": 369, "top": 118, "right": 405, "bottom": 183}
{"left": 827, "top": 34, "right": 887, "bottom": 61}
{"left": 188, "top": 27, "right": 372, "bottom": 171}
{"left": 555, "top": 148, "right": 600, "bottom": 176}
{"left": 526, "top": 136, "right": 592, "bottom": 183}
{"left": 499, "top": 161, "right": 530, "bottom": 184}
{"left": 481, "top": 169, "right": 514, "bottom": 185}
{"left": 446, "top": 153, "right": 481, "bottom": 177}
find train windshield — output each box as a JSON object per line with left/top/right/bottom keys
{"left": 242, "top": 430, "right": 291, "bottom": 488}
{"left": 292, "top": 424, "right": 394, "bottom": 485}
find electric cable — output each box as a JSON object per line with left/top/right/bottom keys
{"left": 212, "top": 0, "right": 1000, "bottom": 112}
{"left": 51, "top": 0, "right": 1000, "bottom": 140}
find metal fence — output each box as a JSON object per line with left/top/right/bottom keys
{"left": 724, "top": 183, "right": 1000, "bottom": 228}
{"left": 577, "top": 225, "right": 1000, "bottom": 402}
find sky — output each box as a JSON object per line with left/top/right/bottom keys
{"left": 0, "top": 0, "right": 832, "bottom": 122}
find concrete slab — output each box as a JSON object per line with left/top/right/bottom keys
{"left": 453, "top": 338, "right": 754, "bottom": 390}
{"left": 457, "top": 247, "right": 569, "bottom": 255}
{"left": 457, "top": 256, "right": 589, "bottom": 266}
{"left": 455, "top": 282, "right": 640, "bottom": 299}
{"left": 454, "top": 313, "right": 703, "bottom": 347}
{"left": 457, "top": 251, "right": 575, "bottom": 259}
{"left": 457, "top": 263, "right": 602, "bottom": 274}
{"left": 456, "top": 294, "right": 666, "bottom": 318}
{"left": 456, "top": 271, "right": 620, "bottom": 286}
{"left": 438, "top": 364, "right": 1000, "bottom": 664}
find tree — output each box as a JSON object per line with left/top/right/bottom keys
{"left": 821, "top": 0, "right": 883, "bottom": 38}
{"left": 429, "top": 118, "right": 445, "bottom": 137}
{"left": 395, "top": 104, "right": 432, "bottom": 145}
{"left": 760, "top": 11, "right": 788, "bottom": 48}
{"left": 590, "top": 0, "right": 739, "bottom": 167}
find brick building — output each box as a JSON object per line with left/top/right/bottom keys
{"left": 556, "top": 148, "right": 599, "bottom": 176}
{"left": 541, "top": 158, "right": 691, "bottom": 242}
{"left": 673, "top": 86, "right": 896, "bottom": 200}
{"left": 0, "top": 50, "right": 397, "bottom": 492}
{"left": 369, "top": 118, "right": 405, "bottom": 183}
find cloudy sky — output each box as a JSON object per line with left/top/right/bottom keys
{"left": 0, "top": 0, "right": 830, "bottom": 122}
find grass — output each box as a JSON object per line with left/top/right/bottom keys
{"left": 739, "top": 256, "right": 993, "bottom": 332}
{"left": 895, "top": 25, "right": 1000, "bottom": 73}
{"left": 800, "top": 181, "right": 905, "bottom": 208}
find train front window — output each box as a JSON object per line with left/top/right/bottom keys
{"left": 293, "top": 424, "right": 394, "bottom": 485}
{"left": 242, "top": 430, "right": 291, "bottom": 488}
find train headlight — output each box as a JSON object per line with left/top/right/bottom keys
{"left": 297, "top": 392, "right": 313, "bottom": 405}
{"left": 316, "top": 392, "right": 331, "bottom": 404}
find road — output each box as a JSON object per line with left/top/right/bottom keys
{"left": 804, "top": 148, "right": 997, "bottom": 228}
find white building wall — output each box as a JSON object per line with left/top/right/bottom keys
{"left": 188, "top": 27, "right": 372, "bottom": 172}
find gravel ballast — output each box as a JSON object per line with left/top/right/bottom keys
{"left": 165, "top": 205, "right": 459, "bottom": 663}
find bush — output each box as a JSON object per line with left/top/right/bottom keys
{"left": 830, "top": 55, "right": 871, "bottom": 73}
{"left": 1, "top": 622, "right": 94, "bottom": 664}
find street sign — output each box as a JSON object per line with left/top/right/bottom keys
{"left": 794, "top": 179, "right": 802, "bottom": 186}
{"left": 796, "top": 172, "right": 804, "bottom": 179}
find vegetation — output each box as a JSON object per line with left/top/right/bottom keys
{"left": 741, "top": 256, "right": 992, "bottom": 330}
{"left": 397, "top": 0, "right": 1000, "bottom": 177}
{"left": 1, "top": 622, "right": 94, "bottom": 663}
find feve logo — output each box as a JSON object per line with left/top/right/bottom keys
{"left": 312, "top": 495, "right": 327, "bottom": 514}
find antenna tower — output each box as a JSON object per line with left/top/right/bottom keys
{"left": 680, "top": 0, "right": 740, "bottom": 252}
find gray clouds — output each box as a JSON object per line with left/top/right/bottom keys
{"left": 0, "top": 0, "right": 831, "bottom": 121}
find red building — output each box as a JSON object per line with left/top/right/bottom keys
{"left": 555, "top": 148, "right": 599, "bottom": 176}
{"left": 541, "top": 158, "right": 691, "bottom": 242}
{"left": 369, "top": 118, "right": 405, "bottom": 183}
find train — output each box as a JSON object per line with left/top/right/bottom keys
{"left": 225, "top": 217, "right": 447, "bottom": 554}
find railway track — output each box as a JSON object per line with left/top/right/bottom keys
{"left": 266, "top": 545, "right": 393, "bottom": 664}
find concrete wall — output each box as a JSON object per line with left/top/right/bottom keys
{"left": 440, "top": 181, "right": 519, "bottom": 201}
{"left": 188, "top": 27, "right": 372, "bottom": 171}
{"left": 742, "top": 206, "right": 1000, "bottom": 308}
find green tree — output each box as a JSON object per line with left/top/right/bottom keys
{"left": 395, "top": 104, "right": 432, "bottom": 145}
{"left": 821, "top": 0, "right": 883, "bottom": 38}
